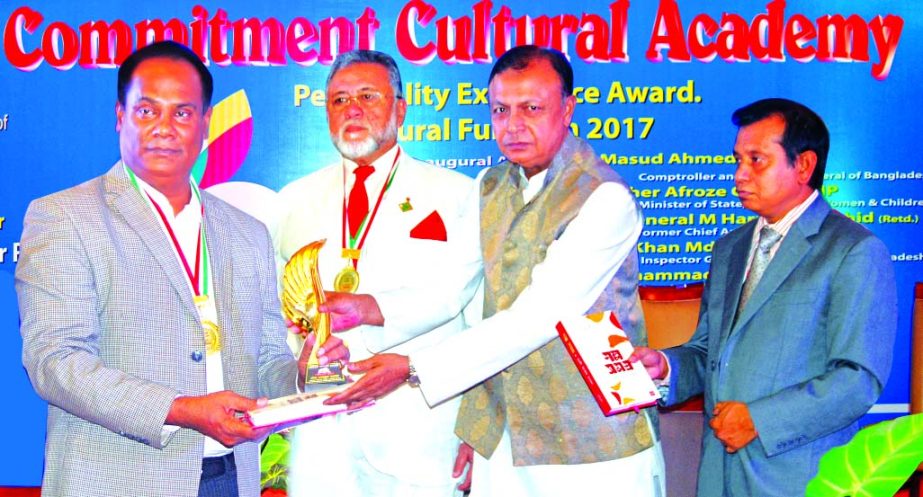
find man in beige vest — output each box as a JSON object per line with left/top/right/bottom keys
{"left": 322, "top": 46, "right": 665, "bottom": 496}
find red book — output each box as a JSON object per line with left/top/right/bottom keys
{"left": 557, "top": 311, "right": 660, "bottom": 416}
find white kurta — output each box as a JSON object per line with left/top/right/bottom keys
{"left": 275, "top": 146, "right": 479, "bottom": 497}
{"left": 396, "top": 167, "right": 665, "bottom": 497}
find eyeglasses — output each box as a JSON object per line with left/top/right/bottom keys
{"left": 327, "top": 91, "right": 393, "bottom": 110}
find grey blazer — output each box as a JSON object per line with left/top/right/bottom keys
{"left": 664, "top": 195, "right": 896, "bottom": 496}
{"left": 16, "top": 165, "right": 296, "bottom": 497}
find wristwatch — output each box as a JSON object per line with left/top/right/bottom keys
{"left": 407, "top": 360, "right": 421, "bottom": 388}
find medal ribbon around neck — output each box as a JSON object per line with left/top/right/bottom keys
{"left": 340, "top": 148, "right": 401, "bottom": 271}
{"left": 126, "top": 165, "right": 210, "bottom": 300}
{"left": 126, "top": 165, "right": 220, "bottom": 353}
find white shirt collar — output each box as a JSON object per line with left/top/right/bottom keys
{"left": 754, "top": 189, "right": 819, "bottom": 236}
{"left": 125, "top": 164, "right": 201, "bottom": 222}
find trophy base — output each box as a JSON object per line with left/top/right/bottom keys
{"left": 306, "top": 361, "right": 348, "bottom": 385}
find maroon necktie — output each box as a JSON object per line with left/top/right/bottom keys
{"left": 348, "top": 165, "right": 375, "bottom": 239}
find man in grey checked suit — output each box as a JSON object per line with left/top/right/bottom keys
{"left": 633, "top": 98, "right": 897, "bottom": 496}
{"left": 16, "top": 41, "right": 300, "bottom": 497}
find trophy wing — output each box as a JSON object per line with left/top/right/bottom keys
{"left": 281, "top": 239, "right": 327, "bottom": 333}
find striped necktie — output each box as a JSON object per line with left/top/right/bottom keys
{"left": 738, "top": 226, "right": 782, "bottom": 313}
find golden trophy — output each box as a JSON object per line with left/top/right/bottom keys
{"left": 282, "top": 239, "right": 348, "bottom": 385}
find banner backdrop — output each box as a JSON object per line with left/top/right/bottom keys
{"left": 1, "top": 0, "right": 920, "bottom": 486}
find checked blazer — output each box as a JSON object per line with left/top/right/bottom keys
{"left": 16, "top": 164, "right": 297, "bottom": 497}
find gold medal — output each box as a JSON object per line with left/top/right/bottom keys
{"left": 195, "top": 296, "right": 220, "bottom": 354}
{"left": 203, "top": 319, "right": 221, "bottom": 354}
{"left": 334, "top": 266, "right": 360, "bottom": 293}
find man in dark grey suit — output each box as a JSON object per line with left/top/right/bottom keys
{"left": 16, "top": 41, "right": 301, "bottom": 497}
{"left": 633, "top": 98, "right": 896, "bottom": 496}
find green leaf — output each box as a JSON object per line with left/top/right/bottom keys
{"left": 260, "top": 433, "right": 290, "bottom": 472}
{"left": 806, "top": 413, "right": 923, "bottom": 497}
{"left": 262, "top": 466, "right": 288, "bottom": 491}
{"left": 260, "top": 433, "right": 291, "bottom": 487}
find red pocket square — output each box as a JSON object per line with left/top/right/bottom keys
{"left": 410, "top": 210, "right": 447, "bottom": 241}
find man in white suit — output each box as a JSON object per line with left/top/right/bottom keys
{"left": 275, "top": 50, "right": 479, "bottom": 497}
{"left": 16, "top": 41, "right": 299, "bottom": 497}
{"left": 319, "top": 46, "right": 663, "bottom": 497}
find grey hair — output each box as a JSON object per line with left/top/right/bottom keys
{"left": 326, "top": 50, "right": 404, "bottom": 99}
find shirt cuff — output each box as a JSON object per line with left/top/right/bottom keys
{"left": 161, "top": 393, "right": 186, "bottom": 446}
{"left": 161, "top": 424, "right": 181, "bottom": 446}
{"left": 654, "top": 351, "right": 671, "bottom": 404}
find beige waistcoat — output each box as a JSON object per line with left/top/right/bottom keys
{"left": 454, "top": 135, "right": 657, "bottom": 466}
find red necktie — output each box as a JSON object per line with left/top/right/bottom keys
{"left": 348, "top": 165, "right": 375, "bottom": 239}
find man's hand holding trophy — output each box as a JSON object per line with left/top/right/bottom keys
{"left": 282, "top": 239, "right": 350, "bottom": 388}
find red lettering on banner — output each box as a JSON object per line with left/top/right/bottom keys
{"left": 78, "top": 20, "right": 132, "bottom": 68}
{"left": 397, "top": 0, "right": 629, "bottom": 64}
{"left": 471, "top": 0, "right": 491, "bottom": 63}
{"left": 318, "top": 17, "right": 353, "bottom": 65}
{"left": 491, "top": 6, "right": 513, "bottom": 59}
{"left": 749, "top": 3, "right": 784, "bottom": 61}
{"left": 715, "top": 14, "right": 750, "bottom": 61}
{"left": 816, "top": 16, "right": 869, "bottom": 63}
{"left": 646, "top": 0, "right": 904, "bottom": 80}
{"left": 209, "top": 8, "right": 231, "bottom": 66}
{"left": 688, "top": 14, "right": 719, "bottom": 62}
{"left": 436, "top": 16, "right": 472, "bottom": 64}
{"left": 576, "top": 15, "right": 611, "bottom": 62}
{"left": 356, "top": 8, "right": 379, "bottom": 51}
{"left": 0, "top": 1, "right": 904, "bottom": 78}
{"left": 606, "top": 1, "right": 629, "bottom": 61}
{"left": 4, "top": 6, "right": 44, "bottom": 70}
{"left": 42, "top": 22, "right": 78, "bottom": 70}
{"left": 647, "top": 0, "right": 688, "bottom": 62}
{"left": 230, "top": 17, "right": 286, "bottom": 66}
{"left": 869, "top": 16, "right": 903, "bottom": 80}
{"left": 136, "top": 19, "right": 190, "bottom": 48}
{"left": 190, "top": 5, "right": 209, "bottom": 60}
{"left": 287, "top": 18, "right": 318, "bottom": 65}
{"left": 397, "top": 0, "right": 438, "bottom": 65}
{"left": 785, "top": 14, "right": 815, "bottom": 62}
{"left": 2, "top": 4, "right": 381, "bottom": 70}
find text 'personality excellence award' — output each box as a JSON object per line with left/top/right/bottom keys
{"left": 282, "top": 239, "right": 348, "bottom": 385}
